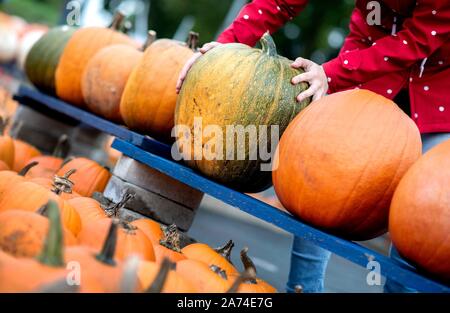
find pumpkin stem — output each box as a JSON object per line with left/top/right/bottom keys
{"left": 146, "top": 258, "right": 174, "bottom": 293}
{"left": 142, "top": 30, "right": 157, "bottom": 51}
{"left": 59, "top": 156, "right": 74, "bottom": 170}
{"left": 210, "top": 264, "right": 228, "bottom": 280}
{"left": 52, "top": 169, "right": 76, "bottom": 195}
{"left": 226, "top": 267, "right": 257, "bottom": 293}
{"left": 159, "top": 224, "right": 182, "bottom": 252}
{"left": 18, "top": 161, "right": 39, "bottom": 176}
{"left": 240, "top": 247, "right": 258, "bottom": 284}
{"left": 36, "top": 201, "right": 65, "bottom": 267}
{"left": 109, "top": 10, "right": 126, "bottom": 31}
{"left": 214, "top": 240, "right": 235, "bottom": 264}
{"left": 186, "top": 31, "right": 199, "bottom": 51}
{"left": 260, "top": 32, "right": 277, "bottom": 57}
{"left": 0, "top": 116, "right": 8, "bottom": 135}
{"left": 96, "top": 218, "right": 120, "bottom": 266}
{"left": 53, "top": 134, "right": 70, "bottom": 158}
{"left": 106, "top": 192, "right": 134, "bottom": 218}
{"left": 37, "top": 204, "right": 48, "bottom": 216}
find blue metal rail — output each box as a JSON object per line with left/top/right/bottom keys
{"left": 14, "top": 84, "right": 450, "bottom": 293}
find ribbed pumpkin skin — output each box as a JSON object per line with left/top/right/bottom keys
{"left": 25, "top": 26, "right": 76, "bottom": 94}
{"left": 120, "top": 39, "right": 195, "bottom": 141}
{"left": 82, "top": 44, "right": 142, "bottom": 122}
{"left": 55, "top": 27, "right": 138, "bottom": 107}
{"left": 389, "top": 139, "right": 450, "bottom": 281}
{"left": 273, "top": 90, "right": 422, "bottom": 240}
{"left": 175, "top": 35, "right": 310, "bottom": 192}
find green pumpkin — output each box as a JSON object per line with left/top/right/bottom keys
{"left": 175, "top": 33, "right": 311, "bottom": 192}
{"left": 25, "top": 26, "right": 76, "bottom": 94}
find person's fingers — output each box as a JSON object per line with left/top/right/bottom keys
{"left": 312, "top": 89, "right": 326, "bottom": 102}
{"left": 176, "top": 52, "right": 202, "bottom": 93}
{"left": 297, "top": 82, "right": 320, "bottom": 102}
{"left": 200, "top": 41, "right": 220, "bottom": 54}
{"left": 291, "top": 57, "right": 312, "bottom": 69}
{"left": 291, "top": 71, "right": 315, "bottom": 85}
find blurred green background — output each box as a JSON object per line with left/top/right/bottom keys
{"left": 0, "top": 0, "right": 354, "bottom": 62}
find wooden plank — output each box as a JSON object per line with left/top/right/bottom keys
{"left": 112, "top": 138, "right": 450, "bottom": 293}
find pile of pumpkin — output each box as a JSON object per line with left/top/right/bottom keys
{"left": 0, "top": 128, "right": 276, "bottom": 292}
{"left": 24, "top": 11, "right": 196, "bottom": 143}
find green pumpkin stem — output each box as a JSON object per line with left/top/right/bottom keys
{"left": 214, "top": 240, "right": 235, "bottom": 264}
{"left": 36, "top": 201, "right": 65, "bottom": 267}
{"left": 146, "top": 258, "right": 174, "bottom": 293}
{"left": 260, "top": 32, "right": 277, "bottom": 57}
{"left": 109, "top": 10, "right": 126, "bottom": 31}
{"left": 96, "top": 218, "right": 119, "bottom": 266}
{"left": 18, "top": 161, "right": 39, "bottom": 176}
{"left": 53, "top": 134, "right": 70, "bottom": 158}
{"left": 240, "top": 247, "right": 258, "bottom": 284}
{"left": 187, "top": 31, "right": 199, "bottom": 51}
{"left": 52, "top": 169, "right": 76, "bottom": 195}
{"left": 142, "top": 30, "right": 157, "bottom": 51}
{"left": 159, "top": 224, "right": 182, "bottom": 252}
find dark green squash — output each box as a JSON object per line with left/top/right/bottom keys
{"left": 175, "top": 33, "right": 311, "bottom": 192}
{"left": 25, "top": 26, "right": 76, "bottom": 94}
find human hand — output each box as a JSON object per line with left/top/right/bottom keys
{"left": 176, "top": 41, "right": 222, "bottom": 94}
{"left": 291, "top": 57, "right": 329, "bottom": 102}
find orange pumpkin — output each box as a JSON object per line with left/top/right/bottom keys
{"left": 0, "top": 160, "right": 9, "bottom": 171}
{"left": 154, "top": 224, "right": 186, "bottom": 263}
{"left": 56, "top": 157, "right": 111, "bottom": 197}
{"left": 82, "top": 44, "right": 144, "bottom": 122}
{"left": 389, "top": 139, "right": 450, "bottom": 281}
{"left": 0, "top": 161, "right": 38, "bottom": 198}
{"left": 181, "top": 240, "right": 237, "bottom": 275}
{"left": 77, "top": 218, "right": 155, "bottom": 262}
{"left": 130, "top": 218, "right": 163, "bottom": 244}
{"left": 11, "top": 139, "right": 41, "bottom": 172}
{"left": 138, "top": 259, "right": 197, "bottom": 292}
{"left": 273, "top": 90, "right": 422, "bottom": 240}
{"left": 0, "top": 207, "right": 77, "bottom": 258}
{"left": 0, "top": 118, "right": 14, "bottom": 168}
{"left": 68, "top": 196, "right": 107, "bottom": 229}
{"left": 0, "top": 180, "right": 82, "bottom": 236}
{"left": 55, "top": 12, "right": 139, "bottom": 107}
{"left": 120, "top": 32, "right": 198, "bottom": 141}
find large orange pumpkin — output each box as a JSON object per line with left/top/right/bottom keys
{"left": 120, "top": 32, "right": 199, "bottom": 141}
{"left": 389, "top": 139, "right": 450, "bottom": 281}
{"left": 56, "top": 157, "right": 111, "bottom": 197}
{"left": 55, "top": 12, "right": 139, "bottom": 107}
{"left": 12, "top": 139, "right": 41, "bottom": 172}
{"left": 82, "top": 42, "right": 145, "bottom": 122}
{"left": 273, "top": 90, "right": 422, "bottom": 240}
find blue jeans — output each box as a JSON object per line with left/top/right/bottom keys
{"left": 384, "top": 132, "right": 450, "bottom": 293}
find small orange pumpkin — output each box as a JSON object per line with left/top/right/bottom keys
{"left": 130, "top": 218, "right": 163, "bottom": 244}
{"left": 0, "top": 161, "right": 38, "bottom": 198}
{"left": 120, "top": 32, "right": 198, "bottom": 141}
{"left": 56, "top": 157, "right": 111, "bottom": 197}
{"left": 55, "top": 12, "right": 139, "bottom": 107}
{"left": 181, "top": 240, "right": 237, "bottom": 276}
{"left": 11, "top": 139, "right": 41, "bottom": 172}
{"left": 68, "top": 196, "right": 107, "bottom": 229}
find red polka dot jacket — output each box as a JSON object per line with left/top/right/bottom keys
{"left": 217, "top": 0, "right": 450, "bottom": 133}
